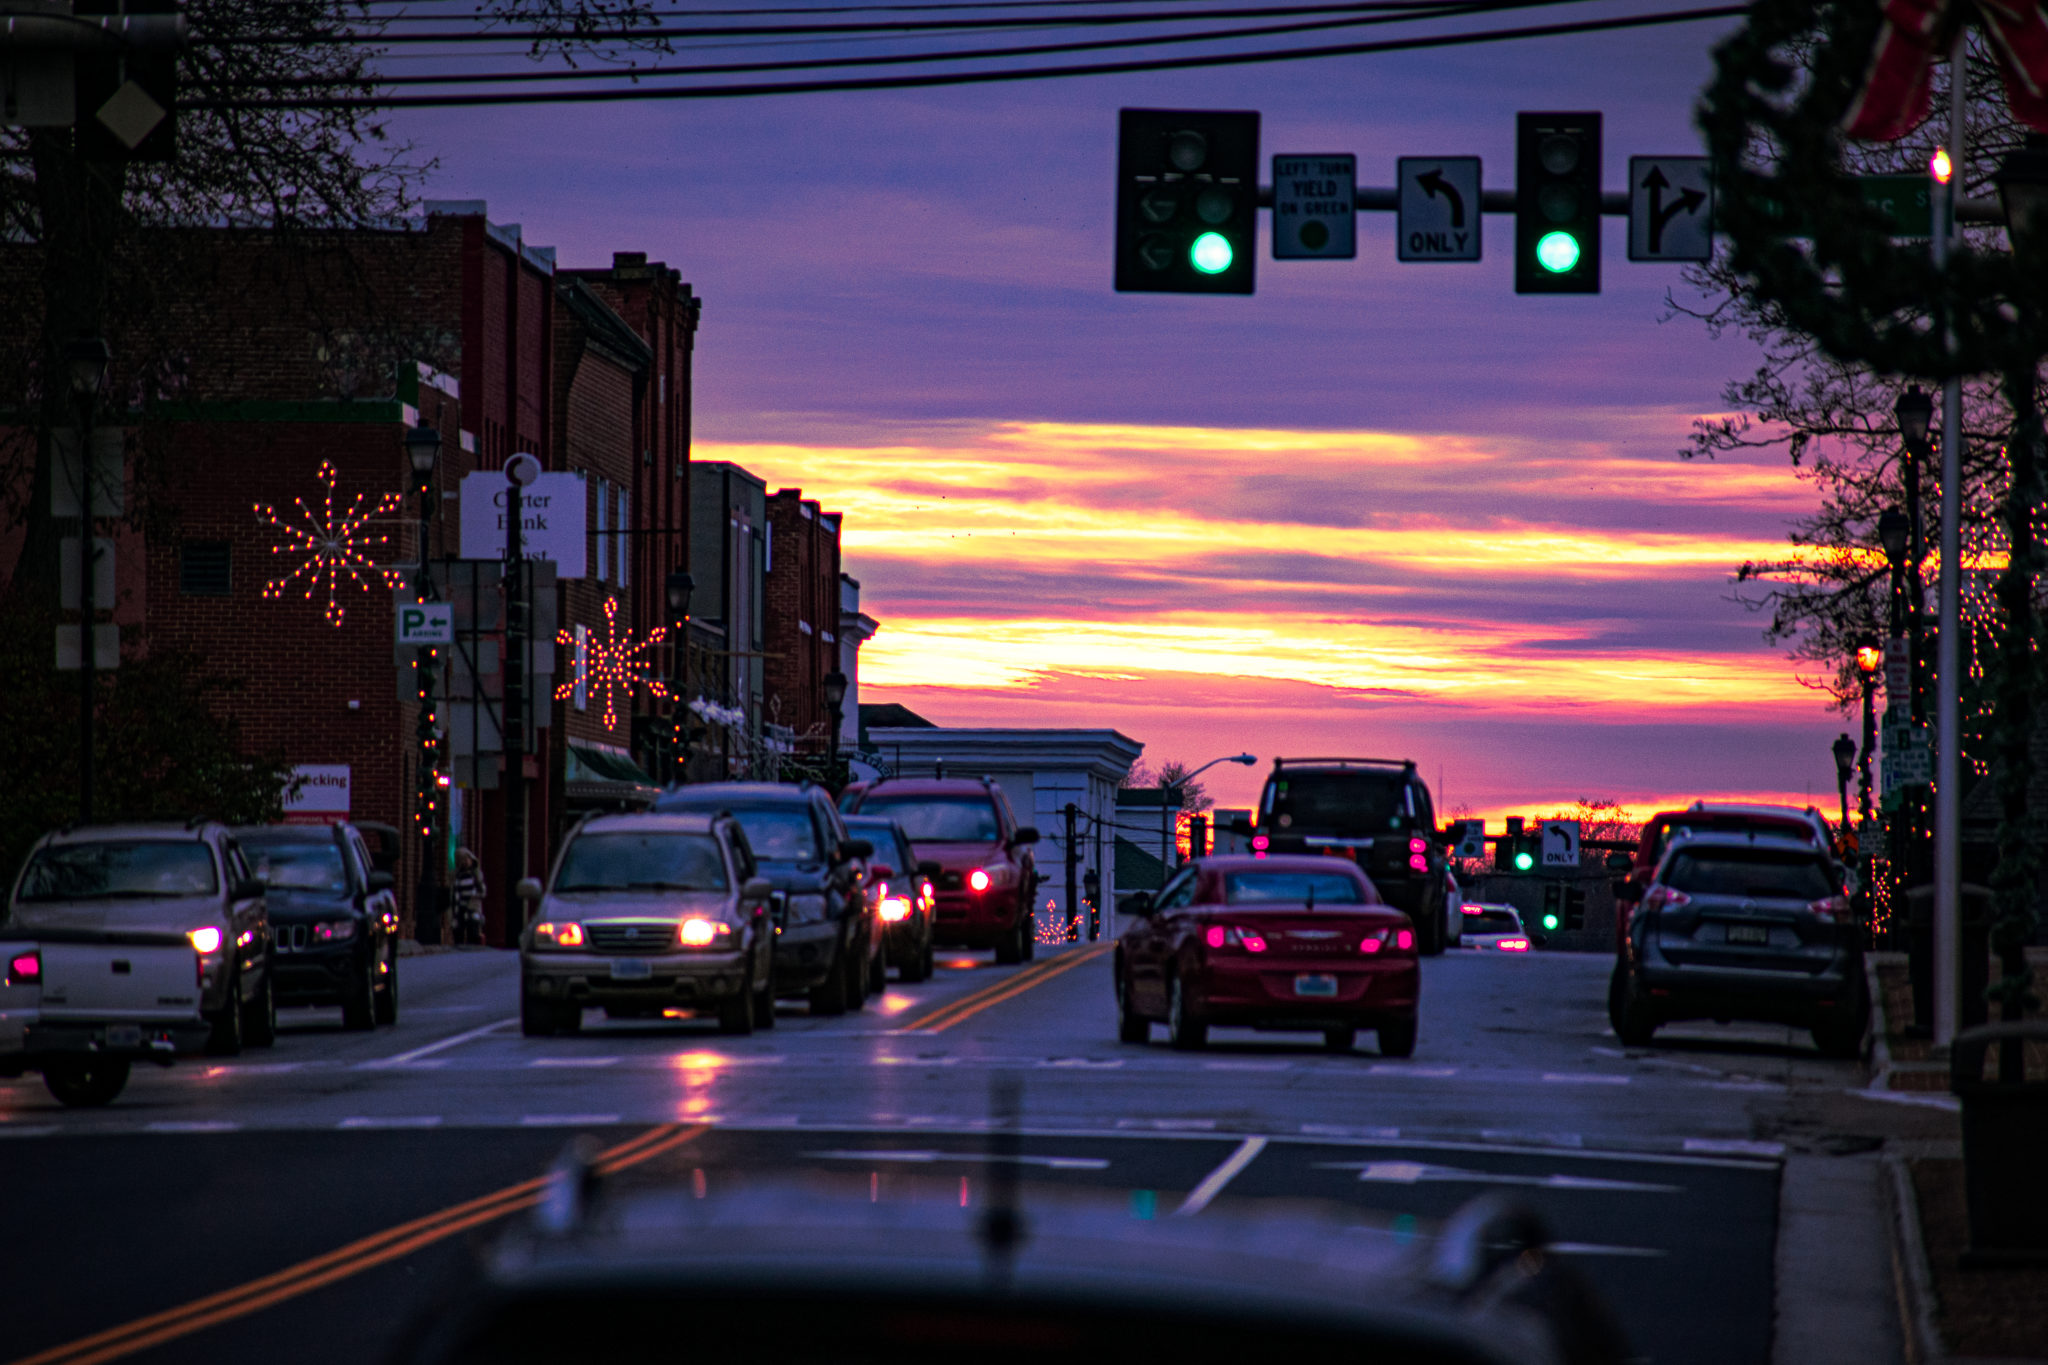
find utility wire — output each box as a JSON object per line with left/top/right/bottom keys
{"left": 188, "top": 4, "right": 1748, "bottom": 107}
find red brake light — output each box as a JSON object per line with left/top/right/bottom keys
{"left": 1395, "top": 929, "right": 1414, "bottom": 951}
{"left": 1497, "top": 937, "right": 1531, "bottom": 952}
{"left": 968, "top": 868, "right": 991, "bottom": 892}
{"left": 1359, "top": 934, "right": 1383, "bottom": 954}
{"left": 1250, "top": 834, "right": 1269, "bottom": 851}
{"left": 1240, "top": 930, "right": 1267, "bottom": 953}
{"left": 1408, "top": 854, "right": 1429, "bottom": 871}
{"left": 1206, "top": 925, "right": 1267, "bottom": 952}
{"left": 1807, "top": 895, "right": 1849, "bottom": 921}
{"left": 1205, "top": 925, "right": 1226, "bottom": 949}
{"left": 6, "top": 949, "right": 40, "bottom": 984}
{"left": 1408, "top": 837, "right": 1428, "bottom": 854}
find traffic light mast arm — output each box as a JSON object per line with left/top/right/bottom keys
{"left": 1249, "top": 185, "right": 2006, "bottom": 222}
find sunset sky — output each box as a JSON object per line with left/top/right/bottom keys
{"left": 394, "top": 4, "right": 1856, "bottom": 819}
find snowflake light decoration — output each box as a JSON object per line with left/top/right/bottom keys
{"left": 253, "top": 460, "right": 405, "bottom": 626}
{"left": 558, "top": 596, "right": 670, "bottom": 730}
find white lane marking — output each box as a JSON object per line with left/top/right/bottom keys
{"left": 1542, "top": 1072, "right": 1631, "bottom": 1085}
{"left": 211, "top": 1062, "right": 306, "bottom": 1075}
{"left": 1550, "top": 1242, "right": 1670, "bottom": 1257}
{"left": 1325, "top": 1160, "right": 1680, "bottom": 1193}
{"left": 530, "top": 1056, "right": 620, "bottom": 1069}
{"left": 1683, "top": 1138, "right": 1786, "bottom": 1158}
{"left": 1039, "top": 1057, "right": 1124, "bottom": 1069}
{"left": 1302, "top": 1123, "right": 1401, "bottom": 1139}
{"left": 1117, "top": 1117, "right": 1216, "bottom": 1131}
{"left": 805, "top": 1149, "right": 1110, "bottom": 1170}
{"left": 521, "top": 1113, "right": 623, "bottom": 1127}
{"left": 876, "top": 1055, "right": 958, "bottom": 1066}
{"left": 146, "top": 1120, "right": 242, "bottom": 1133}
{"left": 1480, "top": 1129, "right": 1585, "bottom": 1148}
{"left": 1369, "top": 1064, "right": 1458, "bottom": 1077}
{"left": 1201, "top": 1060, "right": 1290, "bottom": 1072}
{"left": 338, "top": 1115, "right": 443, "bottom": 1129}
{"left": 358, "top": 1016, "right": 515, "bottom": 1069}
{"left": 1177, "top": 1136, "right": 1268, "bottom": 1216}
{"left": 0, "top": 1125, "right": 63, "bottom": 1138}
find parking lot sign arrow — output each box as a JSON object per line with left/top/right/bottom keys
{"left": 398, "top": 601, "right": 454, "bottom": 647}
{"left": 1397, "top": 157, "right": 1481, "bottom": 262}
{"left": 1628, "top": 157, "right": 1712, "bottom": 261}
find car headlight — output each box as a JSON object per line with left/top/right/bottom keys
{"left": 187, "top": 926, "right": 223, "bottom": 954}
{"left": 314, "top": 920, "right": 356, "bottom": 942}
{"left": 879, "top": 896, "right": 913, "bottom": 923}
{"left": 678, "top": 917, "right": 734, "bottom": 948}
{"left": 786, "top": 894, "right": 831, "bottom": 924}
{"left": 532, "top": 921, "right": 585, "bottom": 948}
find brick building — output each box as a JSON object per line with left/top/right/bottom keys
{"left": 763, "top": 488, "right": 843, "bottom": 751}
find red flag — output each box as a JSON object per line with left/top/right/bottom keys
{"left": 1842, "top": 0, "right": 2048, "bottom": 140}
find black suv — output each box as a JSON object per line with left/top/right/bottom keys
{"left": 233, "top": 823, "right": 401, "bottom": 1030}
{"left": 652, "top": 783, "right": 879, "bottom": 1015}
{"left": 1247, "top": 757, "right": 1451, "bottom": 955}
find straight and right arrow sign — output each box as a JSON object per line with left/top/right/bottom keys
{"left": 1628, "top": 156, "right": 1713, "bottom": 261}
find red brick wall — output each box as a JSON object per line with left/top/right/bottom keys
{"left": 764, "top": 489, "right": 842, "bottom": 745}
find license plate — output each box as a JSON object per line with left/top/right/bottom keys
{"left": 104, "top": 1025, "right": 143, "bottom": 1049}
{"left": 1727, "top": 924, "right": 1770, "bottom": 945}
{"left": 1294, "top": 974, "right": 1338, "bottom": 998}
{"left": 609, "top": 959, "right": 654, "bottom": 980}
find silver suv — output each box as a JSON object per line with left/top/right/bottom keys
{"left": 517, "top": 812, "right": 776, "bottom": 1037}
{"left": 7, "top": 822, "right": 277, "bottom": 1055}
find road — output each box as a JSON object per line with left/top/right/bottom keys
{"left": 0, "top": 940, "right": 1867, "bottom": 1365}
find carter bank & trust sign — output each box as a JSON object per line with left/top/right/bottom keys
{"left": 457, "top": 470, "right": 587, "bottom": 576}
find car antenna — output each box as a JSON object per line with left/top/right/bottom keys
{"left": 978, "top": 1073, "right": 1027, "bottom": 1288}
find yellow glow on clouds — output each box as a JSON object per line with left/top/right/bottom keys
{"left": 699, "top": 418, "right": 1814, "bottom": 714}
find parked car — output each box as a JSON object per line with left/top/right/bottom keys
{"left": 1609, "top": 803, "right": 1833, "bottom": 953}
{"left": 234, "top": 822, "right": 400, "bottom": 1029}
{"left": 1459, "top": 903, "right": 1531, "bottom": 953}
{"left": 1244, "top": 757, "right": 1453, "bottom": 955}
{"left": 517, "top": 811, "right": 778, "bottom": 1036}
{"left": 652, "top": 783, "right": 879, "bottom": 1014}
{"left": 1609, "top": 830, "right": 1865, "bottom": 1057}
{"left": 6, "top": 823, "right": 275, "bottom": 1056}
{"left": 840, "top": 776, "right": 1041, "bottom": 964}
{"left": 843, "top": 814, "right": 938, "bottom": 983}
{"left": 1114, "top": 854, "right": 1420, "bottom": 1056}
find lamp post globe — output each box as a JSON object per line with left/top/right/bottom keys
{"left": 405, "top": 423, "right": 442, "bottom": 482}
{"left": 665, "top": 569, "right": 695, "bottom": 627}
{"left": 1878, "top": 507, "right": 1910, "bottom": 569}
{"left": 62, "top": 337, "right": 110, "bottom": 399}
{"left": 1894, "top": 385, "right": 1934, "bottom": 455}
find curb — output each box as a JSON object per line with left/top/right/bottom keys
{"left": 1862, "top": 952, "right": 1960, "bottom": 1112}
{"left": 1884, "top": 1151, "right": 1949, "bottom": 1365}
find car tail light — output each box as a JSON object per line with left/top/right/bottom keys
{"left": 1461, "top": 904, "right": 1482, "bottom": 915}
{"left": 1408, "top": 836, "right": 1428, "bottom": 854}
{"left": 968, "top": 868, "right": 991, "bottom": 892}
{"left": 1645, "top": 887, "right": 1690, "bottom": 913}
{"left": 533, "top": 921, "right": 585, "bottom": 948}
{"left": 679, "top": 917, "right": 729, "bottom": 947}
{"left": 6, "top": 949, "right": 39, "bottom": 985}
{"left": 1251, "top": 834, "right": 1269, "bottom": 851}
{"left": 186, "top": 926, "right": 223, "bottom": 955}
{"left": 1204, "top": 925, "right": 1267, "bottom": 952}
{"left": 1807, "top": 895, "right": 1849, "bottom": 921}
{"left": 1408, "top": 854, "right": 1429, "bottom": 871}
{"left": 1497, "top": 938, "right": 1531, "bottom": 952}
{"left": 1395, "top": 928, "right": 1414, "bottom": 951}
{"left": 1359, "top": 934, "right": 1383, "bottom": 954}
{"left": 1360, "top": 927, "right": 1416, "bottom": 954}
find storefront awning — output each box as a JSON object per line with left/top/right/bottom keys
{"left": 565, "top": 744, "right": 659, "bottom": 808}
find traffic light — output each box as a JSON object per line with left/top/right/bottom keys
{"left": 1515, "top": 112, "right": 1601, "bottom": 294}
{"left": 1541, "top": 883, "right": 1564, "bottom": 933}
{"left": 1496, "top": 832, "right": 1537, "bottom": 874}
{"left": 1115, "top": 108, "right": 1259, "bottom": 295}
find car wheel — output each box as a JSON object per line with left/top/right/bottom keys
{"left": 242, "top": 962, "right": 278, "bottom": 1048}
{"left": 1021, "top": 910, "right": 1036, "bottom": 961}
{"left": 921, "top": 934, "right": 936, "bottom": 981}
{"left": 753, "top": 961, "right": 778, "bottom": 1030}
{"left": 520, "top": 981, "right": 558, "bottom": 1038}
{"left": 341, "top": 958, "right": 377, "bottom": 1032}
{"left": 868, "top": 938, "right": 887, "bottom": 996}
{"left": 900, "top": 928, "right": 929, "bottom": 984}
{"left": 847, "top": 937, "right": 870, "bottom": 1013}
{"left": 1376, "top": 1018, "right": 1417, "bottom": 1057}
{"left": 1116, "top": 966, "right": 1149, "bottom": 1044}
{"left": 993, "top": 918, "right": 1022, "bottom": 965}
{"left": 1166, "top": 974, "right": 1207, "bottom": 1051}
{"left": 717, "top": 990, "right": 755, "bottom": 1036}
{"left": 205, "top": 972, "right": 245, "bottom": 1056}
{"left": 809, "top": 947, "right": 851, "bottom": 1016}
{"left": 1324, "top": 1026, "right": 1357, "bottom": 1053}
{"left": 43, "top": 1057, "right": 132, "bottom": 1107}
{"left": 1610, "top": 964, "right": 1658, "bottom": 1047}
{"left": 374, "top": 945, "right": 398, "bottom": 1026}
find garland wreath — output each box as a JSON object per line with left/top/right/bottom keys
{"left": 1698, "top": 0, "right": 2048, "bottom": 378}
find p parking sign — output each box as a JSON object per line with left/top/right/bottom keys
{"left": 398, "top": 601, "right": 454, "bottom": 647}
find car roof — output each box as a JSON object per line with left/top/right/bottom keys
{"left": 1660, "top": 829, "right": 1827, "bottom": 858}
{"left": 1685, "top": 801, "right": 1827, "bottom": 829}
{"left": 853, "top": 779, "right": 999, "bottom": 798}
{"left": 577, "top": 812, "right": 721, "bottom": 836}
{"left": 842, "top": 814, "right": 910, "bottom": 836}
{"left": 42, "top": 822, "right": 218, "bottom": 845}
{"left": 232, "top": 822, "right": 342, "bottom": 841}
{"left": 657, "top": 782, "right": 817, "bottom": 808}
{"left": 1196, "top": 854, "right": 1371, "bottom": 877}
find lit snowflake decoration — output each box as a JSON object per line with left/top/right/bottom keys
{"left": 558, "top": 596, "right": 671, "bottom": 729}
{"left": 253, "top": 460, "right": 405, "bottom": 626}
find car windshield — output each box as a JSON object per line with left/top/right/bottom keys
{"left": 1262, "top": 772, "right": 1405, "bottom": 833}
{"left": 239, "top": 838, "right": 349, "bottom": 893}
{"left": 856, "top": 797, "right": 1000, "bottom": 843}
{"left": 1220, "top": 871, "right": 1365, "bottom": 904}
{"left": 16, "top": 841, "right": 218, "bottom": 901}
{"left": 715, "top": 809, "right": 821, "bottom": 864}
{"left": 1664, "top": 850, "right": 1834, "bottom": 900}
{"left": 844, "top": 821, "right": 908, "bottom": 875}
{"left": 554, "top": 833, "right": 730, "bottom": 892}
{"left": 1466, "top": 909, "right": 1522, "bottom": 933}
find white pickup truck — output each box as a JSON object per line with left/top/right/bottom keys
{"left": 0, "top": 927, "right": 212, "bottom": 1106}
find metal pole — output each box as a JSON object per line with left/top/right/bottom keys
{"left": 1064, "top": 801, "right": 1079, "bottom": 943}
{"left": 504, "top": 465, "right": 528, "bottom": 943}
{"left": 77, "top": 393, "right": 94, "bottom": 823}
{"left": 1859, "top": 679, "right": 1877, "bottom": 829}
{"left": 1932, "top": 31, "right": 1966, "bottom": 1048}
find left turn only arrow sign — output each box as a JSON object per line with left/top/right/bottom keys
{"left": 1397, "top": 157, "right": 1481, "bottom": 262}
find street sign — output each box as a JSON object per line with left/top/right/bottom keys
{"left": 1540, "top": 819, "right": 1581, "bottom": 868}
{"left": 1627, "top": 157, "right": 1712, "bottom": 261}
{"left": 459, "top": 470, "right": 587, "bottom": 576}
{"left": 59, "top": 537, "right": 114, "bottom": 610}
{"left": 1884, "top": 638, "right": 1911, "bottom": 716}
{"left": 50, "top": 428, "right": 124, "bottom": 516}
{"left": 1397, "top": 157, "right": 1481, "bottom": 261}
{"left": 1882, "top": 721, "right": 1932, "bottom": 792}
{"left": 1857, "top": 174, "right": 1932, "bottom": 238}
{"left": 1454, "top": 819, "right": 1486, "bottom": 861}
{"left": 1272, "top": 154, "right": 1356, "bottom": 259}
{"left": 397, "top": 600, "right": 454, "bottom": 647}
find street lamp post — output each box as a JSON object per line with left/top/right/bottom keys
{"left": 64, "top": 337, "right": 110, "bottom": 824}
{"left": 1832, "top": 732, "right": 1856, "bottom": 841}
{"left": 405, "top": 424, "right": 442, "bottom": 944}
{"left": 502, "top": 452, "right": 542, "bottom": 940}
{"left": 666, "top": 570, "right": 694, "bottom": 785}
{"left": 1163, "top": 753, "right": 1258, "bottom": 869}
{"left": 822, "top": 669, "right": 849, "bottom": 787}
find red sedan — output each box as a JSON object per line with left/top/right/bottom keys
{"left": 1114, "top": 855, "right": 1419, "bottom": 1056}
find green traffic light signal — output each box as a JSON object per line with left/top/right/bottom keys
{"left": 1190, "top": 231, "right": 1233, "bottom": 274}
{"left": 1535, "top": 230, "right": 1581, "bottom": 273}
{"left": 1115, "top": 108, "right": 1258, "bottom": 295}
{"left": 1513, "top": 848, "right": 1535, "bottom": 872}
{"left": 1541, "top": 912, "right": 1561, "bottom": 931}
{"left": 1514, "top": 111, "right": 1601, "bottom": 294}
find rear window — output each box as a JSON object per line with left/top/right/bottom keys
{"left": 1664, "top": 850, "right": 1834, "bottom": 900}
{"left": 1466, "top": 909, "right": 1522, "bottom": 933}
{"left": 855, "top": 797, "right": 1000, "bottom": 843}
{"left": 555, "top": 833, "right": 730, "bottom": 892}
{"left": 1261, "top": 772, "right": 1406, "bottom": 833}
{"left": 240, "top": 837, "right": 349, "bottom": 894}
{"left": 845, "top": 821, "right": 915, "bottom": 875}
{"left": 17, "top": 841, "right": 219, "bottom": 901}
{"left": 1220, "top": 871, "right": 1366, "bottom": 905}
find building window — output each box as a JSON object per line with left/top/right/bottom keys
{"left": 179, "top": 541, "right": 231, "bottom": 596}
{"left": 618, "top": 489, "right": 630, "bottom": 587}
{"left": 596, "top": 478, "right": 610, "bottom": 583}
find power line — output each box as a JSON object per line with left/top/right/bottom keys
{"left": 187, "top": 4, "right": 1748, "bottom": 107}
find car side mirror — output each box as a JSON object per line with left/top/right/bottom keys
{"left": 839, "top": 838, "right": 875, "bottom": 863}
{"left": 366, "top": 870, "right": 395, "bottom": 893}
{"left": 1603, "top": 851, "right": 1633, "bottom": 874}
{"left": 917, "top": 860, "right": 943, "bottom": 880}
{"left": 516, "top": 877, "right": 544, "bottom": 902}
{"left": 1119, "top": 890, "right": 1155, "bottom": 916}
{"left": 741, "top": 876, "right": 773, "bottom": 900}
{"left": 1010, "top": 825, "right": 1040, "bottom": 846}
{"left": 232, "top": 877, "right": 266, "bottom": 901}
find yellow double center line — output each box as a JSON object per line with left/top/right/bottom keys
{"left": 12, "top": 1123, "right": 708, "bottom": 1365}
{"left": 905, "top": 943, "right": 1112, "bottom": 1033}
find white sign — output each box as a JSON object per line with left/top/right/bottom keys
{"left": 1454, "top": 819, "right": 1487, "bottom": 861}
{"left": 1540, "top": 819, "right": 1581, "bottom": 868}
{"left": 1884, "top": 638, "right": 1912, "bottom": 717}
{"left": 1272, "top": 155, "right": 1356, "bottom": 259}
{"left": 285, "top": 764, "right": 351, "bottom": 816}
{"left": 1627, "top": 157, "right": 1713, "bottom": 261}
{"left": 1397, "top": 157, "right": 1481, "bottom": 262}
{"left": 459, "top": 470, "right": 587, "bottom": 576}
{"left": 397, "top": 600, "right": 454, "bottom": 646}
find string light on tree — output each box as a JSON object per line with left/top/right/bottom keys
{"left": 253, "top": 460, "right": 405, "bottom": 626}
{"left": 556, "top": 596, "right": 670, "bottom": 730}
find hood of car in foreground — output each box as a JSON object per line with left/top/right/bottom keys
{"left": 6, "top": 895, "right": 226, "bottom": 935}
